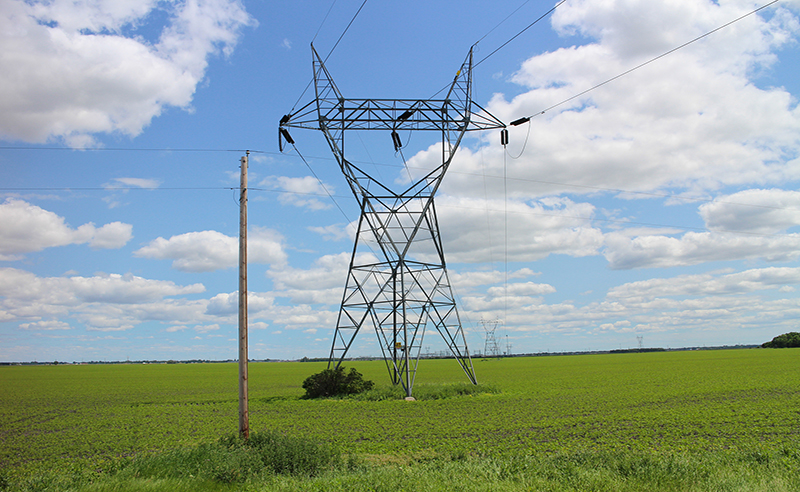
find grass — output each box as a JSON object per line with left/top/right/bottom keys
{"left": 121, "top": 432, "right": 345, "bottom": 482}
{"left": 339, "top": 382, "right": 500, "bottom": 401}
{"left": 3, "top": 430, "right": 350, "bottom": 491}
{"left": 3, "top": 444, "right": 800, "bottom": 491}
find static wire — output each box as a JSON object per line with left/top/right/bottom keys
{"left": 312, "top": 0, "right": 338, "bottom": 43}
{"left": 472, "top": 0, "right": 533, "bottom": 47}
{"left": 474, "top": 0, "right": 567, "bottom": 69}
{"left": 428, "top": 0, "right": 566, "bottom": 99}
{"left": 322, "top": 0, "right": 368, "bottom": 65}
{"left": 289, "top": 0, "right": 369, "bottom": 112}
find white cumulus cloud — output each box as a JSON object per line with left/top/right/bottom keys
{"left": 0, "top": 0, "right": 256, "bottom": 147}
{"left": 261, "top": 175, "right": 334, "bottom": 211}
{"left": 0, "top": 268, "right": 206, "bottom": 331}
{"left": 135, "top": 227, "right": 287, "bottom": 272}
{"left": 603, "top": 230, "right": 800, "bottom": 269}
{"left": 436, "top": 195, "right": 604, "bottom": 263}
{"left": 607, "top": 266, "right": 800, "bottom": 300}
{"left": 699, "top": 188, "right": 800, "bottom": 234}
{"left": 0, "top": 198, "right": 133, "bottom": 260}
{"left": 435, "top": 0, "right": 800, "bottom": 203}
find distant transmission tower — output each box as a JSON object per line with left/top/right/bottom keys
{"left": 280, "top": 46, "right": 505, "bottom": 396}
{"left": 482, "top": 318, "right": 501, "bottom": 358}
{"left": 637, "top": 336, "right": 644, "bottom": 350}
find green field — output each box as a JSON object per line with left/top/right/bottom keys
{"left": 2, "top": 349, "right": 799, "bottom": 490}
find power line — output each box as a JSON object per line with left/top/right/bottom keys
{"left": 269, "top": 149, "right": 800, "bottom": 212}
{"left": 0, "top": 146, "right": 264, "bottom": 153}
{"left": 290, "top": 0, "right": 369, "bottom": 112}
{"left": 322, "top": 0, "right": 368, "bottom": 65}
{"left": 474, "top": 0, "right": 567, "bottom": 69}
{"left": 509, "top": 0, "right": 782, "bottom": 125}
{"left": 467, "top": 172, "right": 800, "bottom": 212}
{"left": 472, "top": 0, "right": 533, "bottom": 47}
{"left": 0, "top": 187, "right": 230, "bottom": 191}
{"left": 258, "top": 155, "right": 798, "bottom": 215}
{"left": 4, "top": 148, "right": 798, "bottom": 213}
{"left": 285, "top": 143, "right": 352, "bottom": 223}
{"left": 3, "top": 187, "right": 796, "bottom": 240}
{"left": 429, "top": 0, "right": 566, "bottom": 99}
{"left": 312, "top": 0, "right": 338, "bottom": 43}
{"left": 0, "top": 185, "right": 357, "bottom": 204}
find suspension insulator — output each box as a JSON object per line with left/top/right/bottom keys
{"left": 398, "top": 109, "right": 415, "bottom": 122}
{"left": 391, "top": 130, "right": 403, "bottom": 151}
{"left": 510, "top": 116, "right": 530, "bottom": 126}
{"left": 280, "top": 128, "right": 295, "bottom": 145}
{"left": 500, "top": 129, "right": 509, "bottom": 146}
{"left": 279, "top": 128, "right": 295, "bottom": 152}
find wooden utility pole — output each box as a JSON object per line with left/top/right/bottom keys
{"left": 238, "top": 151, "right": 249, "bottom": 439}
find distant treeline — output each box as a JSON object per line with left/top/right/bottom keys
{"left": 761, "top": 332, "right": 800, "bottom": 348}
{"left": 609, "top": 348, "right": 666, "bottom": 354}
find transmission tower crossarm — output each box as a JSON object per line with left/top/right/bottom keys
{"left": 282, "top": 98, "right": 504, "bottom": 132}
{"left": 278, "top": 47, "right": 505, "bottom": 141}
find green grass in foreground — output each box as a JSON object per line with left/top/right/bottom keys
{"left": 3, "top": 436, "right": 799, "bottom": 491}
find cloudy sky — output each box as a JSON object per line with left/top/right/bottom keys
{"left": 2, "top": 0, "right": 800, "bottom": 362}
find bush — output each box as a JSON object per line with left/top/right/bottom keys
{"left": 761, "top": 332, "right": 800, "bottom": 348}
{"left": 302, "top": 366, "right": 374, "bottom": 399}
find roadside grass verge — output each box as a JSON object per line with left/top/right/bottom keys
{"left": 4, "top": 443, "right": 799, "bottom": 491}
{"left": 2, "top": 431, "right": 349, "bottom": 492}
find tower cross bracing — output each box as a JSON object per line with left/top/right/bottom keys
{"left": 280, "top": 45, "right": 505, "bottom": 396}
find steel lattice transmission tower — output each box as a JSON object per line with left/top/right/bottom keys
{"left": 279, "top": 46, "right": 505, "bottom": 396}
{"left": 481, "top": 318, "right": 501, "bottom": 358}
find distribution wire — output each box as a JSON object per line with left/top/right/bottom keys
{"left": 4, "top": 145, "right": 797, "bottom": 213}
{"left": 3, "top": 186, "right": 796, "bottom": 240}
{"left": 509, "top": 0, "right": 782, "bottom": 124}
{"left": 0, "top": 146, "right": 262, "bottom": 153}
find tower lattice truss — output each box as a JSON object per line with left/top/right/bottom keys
{"left": 280, "top": 46, "right": 505, "bottom": 396}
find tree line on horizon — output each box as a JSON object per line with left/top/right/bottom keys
{"left": 761, "top": 332, "right": 800, "bottom": 348}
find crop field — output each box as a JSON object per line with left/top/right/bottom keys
{"left": 2, "top": 348, "right": 799, "bottom": 489}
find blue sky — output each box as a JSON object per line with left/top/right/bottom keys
{"left": 2, "top": 0, "right": 800, "bottom": 362}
